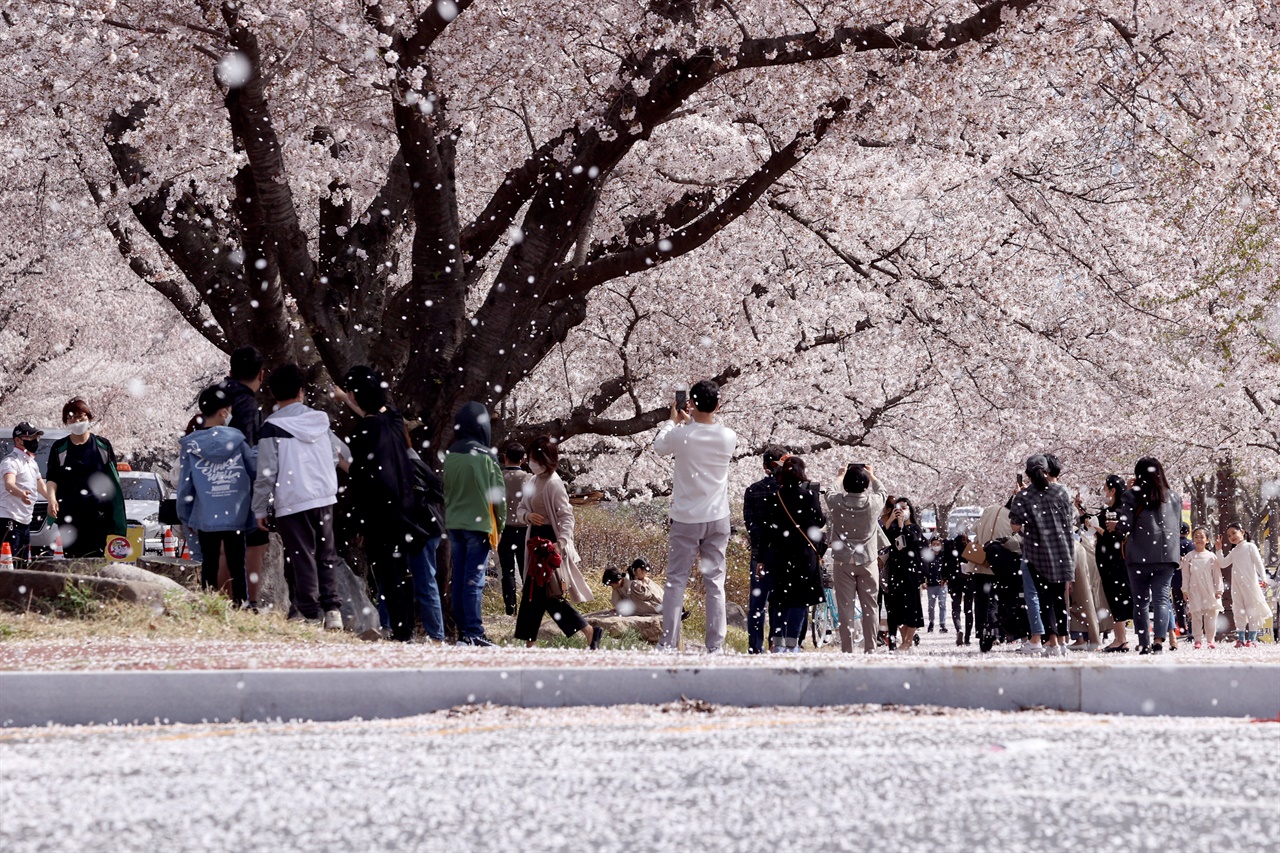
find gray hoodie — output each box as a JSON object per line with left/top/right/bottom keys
{"left": 252, "top": 402, "right": 351, "bottom": 519}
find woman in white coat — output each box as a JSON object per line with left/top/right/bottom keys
{"left": 1216, "top": 523, "right": 1271, "bottom": 648}
{"left": 514, "top": 436, "right": 601, "bottom": 649}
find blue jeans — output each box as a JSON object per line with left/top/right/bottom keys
{"left": 1128, "top": 563, "right": 1176, "bottom": 648}
{"left": 448, "top": 529, "right": 491, "bottom": 641}
{"left": 927, "top": 584, "right": 948, "bottom": 628}
{"left": 748, "top": 567, "right": 782, "bottom": 653}
{"left": 407, "top": 536, "right": 445, "bottom": 641}
{"left": 1021, "top": 558, "right": 1045, "bottom": 637}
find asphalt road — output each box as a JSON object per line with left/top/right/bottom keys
{"left": 2, "top": 704, "right": 1275, "bottom": 852}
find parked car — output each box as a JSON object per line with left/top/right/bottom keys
{"left": 0, "top": 428, "right": 170, "bottom": 555}
{"left": 119, "top": 470, "right": 170, "bottom": 554}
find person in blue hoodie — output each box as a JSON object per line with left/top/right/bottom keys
{"left": 178, "top": 384, "right": 257, "bottom": 607}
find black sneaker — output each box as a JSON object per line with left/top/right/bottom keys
{"left": 462, "top": 635, "right": 496, "bottom": 647}
{"left": 1151, "top": 642, "right": 1163, "bottom": 654}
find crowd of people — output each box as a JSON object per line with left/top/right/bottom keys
{"left": 1, "top": 367, "right": 1275, "bottom": 654}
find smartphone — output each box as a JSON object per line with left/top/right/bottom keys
{"left": 1017, "top": 474, "right": 1024, "bottom": 487}
{"left": 675, "top": 389, "right": 687, "bottom": 411}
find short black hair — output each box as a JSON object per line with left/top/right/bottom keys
{"left": 267, "top": 363, "right": 307, "bottom": 402}
{"left": 762, "top": 444, "right": 786, "bottom": 471}
{"left": 843, "top": 464, "right": 870, "bottom": 494}
{"left": 1180, "top": 522, "right": 1191, "bottom": 536}
{"left": 198, "top": 383, "right": 233, "bottom": 417}
{"left": 1044, "top": 453, "right": 1062, "bottom": 478}
{"left": 343, "top": 365, "right": 387, "bottom": 413}
{"left": 502, "top": 441, "right": 526, "bottom": 464}
{"left": 229, "top": 346, "right": 265, "bottom": 382}
{"left": 689, "top": 379, "right": 719, "bottom": 413}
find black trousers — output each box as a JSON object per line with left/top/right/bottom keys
{"left": 515, "top": 583, "right": 587, "bottom": 642}
{"left": 497, "top": 525, "right": 527, "bottom": 615}
{"left": 1, "top": 517, "right": 31, "bottom": 562}
{"left": 973, "top": 575, "right": 999, "bottom": 651}
{"left": 367, "top": 533, "right": 416, "bottom": 642}
{"left": 1033, "top": 571, "right": 1068, "bottom": 638}
{"left": 995, "top": 568, "right": 1026, "bottom": 641}
{"left": 950, "top": 575, "right": 974, "bottom": 639}
{"left": 197, "top": 529, "right": 247, "bottom": 605}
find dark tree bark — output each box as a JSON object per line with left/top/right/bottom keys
{"left": 100, "top": 0, "right": 1041, "bottom": 447}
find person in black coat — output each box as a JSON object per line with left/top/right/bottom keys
{"left": 337, "top": 366, "right": 418, "bottom": 642}
{"left": 1095, "top": 474, "right": 1133, "bottom": 651}
{"left": 763, "top": 455, "right": 827, "bottom": 653}
{"left": 884, "top": 497, "right": 928, "bottom": 650}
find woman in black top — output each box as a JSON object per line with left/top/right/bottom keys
{"left": 1094, "top": 474, "right": 1132, "bottom": 651}
{"left": 337, "top": 366, "right": 417, "bottom": 642}
{"left": 884, "top": 497, "right": 927, "bottom": 650}
{"left": 765, "top": 455, "right": 827, "bottom": 652}
{"left": 44, "top": 398, "right": 127, "bottom": 558}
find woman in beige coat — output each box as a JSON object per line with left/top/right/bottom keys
{"left": 514, "top": 436, "right": 601, "bottom": 649}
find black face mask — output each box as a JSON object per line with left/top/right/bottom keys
{"left": 18, "top": 438, "right": 38, "bottom": 453}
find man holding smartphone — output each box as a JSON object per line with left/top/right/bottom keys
{"left": 653, "top": 379, "right": 737, "bottom": 652}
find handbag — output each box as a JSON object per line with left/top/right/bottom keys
{"left": 961, "top": 538, "right": 987, "bottom": 566}
{"left": 526, "top": 536, "right": 565, "bottom": 600}
{"left": 778, "top": 489, "right": 828, "bottom": 558}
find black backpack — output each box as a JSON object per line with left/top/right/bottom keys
{"left": 404, "top": 451, "right": 446, "bottom": 544}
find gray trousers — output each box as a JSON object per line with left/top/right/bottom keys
{"left": 661, "top": 517, "right": 730, "bottom": 651}
{"left": 834, "top": 559, "right": 879, "bottom": 653}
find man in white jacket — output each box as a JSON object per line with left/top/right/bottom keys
{"left": 251, "top": 364, "right": 351, "bottom": 628}
{"left": 653, "top": 379, "right": 737, "bottom": 652}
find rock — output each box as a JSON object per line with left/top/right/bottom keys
{"left": 587, "top": 613, "right": 664, "bottom": 644}
{"left": 90, "top": 564, "right": 188, "bottom": 594}
{"left": 726, "top": 601, "right": 747, "bottom": 632}
{"left": 134, "top": 556, "right": 202, "bottom": 590}
{"left": 0, "top": 569, "right": 169, "bottom": 610}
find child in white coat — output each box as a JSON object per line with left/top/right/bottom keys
{"left": 1179, "top": 527, "right": 1223, "bottom": 649}
{"left": 1216, "top": 523, "right": 1272, "bottom": 648}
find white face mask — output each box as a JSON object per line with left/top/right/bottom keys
{"left": 68, "top": 421, "right": 91, "bottom": 436}
{"left": 529, "top": 460, "right": 547, "bottom": 475}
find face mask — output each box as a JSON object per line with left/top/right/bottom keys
{"left": 18, "top": 438, "right": 38, "bottom": 454}
{"left": 529, "top": 460, "right": 547, "bottom": 475}
{"left": 68, "top": 421, "right": 91, "bottom": 436}
{"left": 224, "top": 413, "right": 233, "bottom": 427}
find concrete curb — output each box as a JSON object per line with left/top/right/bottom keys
{"left": 2, "top": 665, "right": 1277, "bottom": 727}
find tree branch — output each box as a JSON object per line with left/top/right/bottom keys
{"left": 546, "top": 96, "right": 853, "bottom": 301}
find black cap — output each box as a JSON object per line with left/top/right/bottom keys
{"left": 629, "top": 558, "right": 650, "bottom": 572}
{"left": 12, "top": 423, "right": 43, "bottom": 439}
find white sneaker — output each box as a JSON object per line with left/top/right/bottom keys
{"left": 323, "top": 610, "right": 343, "bottom": 631}
{"left": 1017, "top": 642, "right": 1046, "bottom": 656}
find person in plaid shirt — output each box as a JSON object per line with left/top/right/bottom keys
{"left": 1009, "top": 454, "right": 1075, "bottom": 657}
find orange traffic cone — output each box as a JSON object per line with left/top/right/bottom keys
{"left": 0, "top": 542, "right": 13, "bottom": 571}
{"left": 181, "top": 541, "right": 192, "bottom": 561}
{"left": 52, "top": 530, "right": 65, "bottom": 560}
{"left": 163, "top": 527, "right": 177, "bottom": 558}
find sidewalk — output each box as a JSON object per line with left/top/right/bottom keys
{"left": 3, "top": 660, "right": 1277, "bottom": 727}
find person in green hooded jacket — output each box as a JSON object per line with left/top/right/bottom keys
{"left": 444, "top": 401, "right": 506, "bottom": 646}
{"left": 44, "top": 397, "right": 127, "bottom": 558}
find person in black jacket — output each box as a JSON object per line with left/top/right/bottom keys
{"left": 884, "top": 497, "right": 927, "bottom": 650}
{"left": 337, "top": 366, "right": 418, "bottom": 642}
{"left": 222, "top": 346, "right": 269, "bottom": 607}
{"left": 742, "top": 445, "right": 785, "bottom": 653}
{"left": 764, "top": 455, "right": 827, "bottom": 652}
{"left": 1095, "top": 474, "right": 1132, "bottom": 651}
